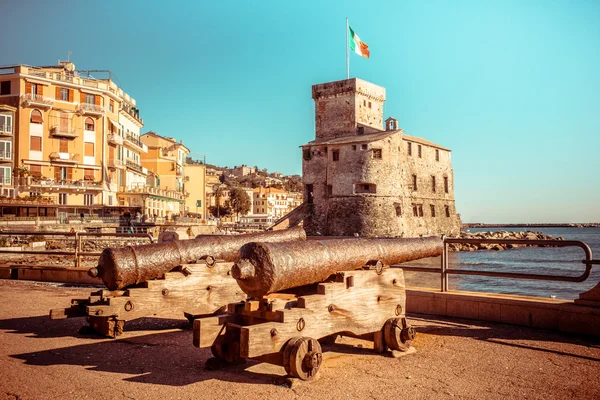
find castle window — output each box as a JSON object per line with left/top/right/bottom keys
{"left": 363, "top": 100, "right": 366, "bottom": 106}
{"left": 435, "top": 149, "right": 440, "bottom": 161}
{"left": 327, "top": 184, "right": 332, "bottom": 196}
{"left": 361, "top": 144, "right": 367, "bottom": 150}
{"left": 357, "top": 126, "right": 364, "bottom": 135}
{"left": 412, "top": 174, "right": 418, "bottom": 191}
{"left": 431, "top": 176, "right": 436, "bottom": 192}
{"left": 445, "top": 205, "right": 450, "bottom": 217}
{"left": 444, "top": 176, "right": 449, "bottom": 193}
{"left": 368, "top": 101, "right": 372, "bottom": 108}
{"left": 352, "top": 145, "right": 356, "bottom": 150}
{"left": 354, "top": 183, "right": 376, "bottom": 194}
{"left": 332, "top": 150, "right": 339, "bottom": 162}
{"left": 407, "top": 142, "right": 412, "bottom": 156}
{"left": 303, "top": 149, "right": 311, "bottom": 161}
{"left": 418, "top": 145, "right": 422, "bottom": 158}
{"left": 372, "top": 149, "right": 382, "bottom": 159}
{"left": 412, "top": 204, "right": 424, "bottom": 217}
{"left": 430, "top": 204, "right": 436, "bottom": 217}
{"left": 395, "top": 204, "right": 402, "bottom": 217}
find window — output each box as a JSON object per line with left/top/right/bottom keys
{"left": 431, "top": 176, "right": 436, "bottom": 192}
{"left": 84, "top": 117, "right": 94, "bottom": 131}
{"left": 363, "top": 100, "right": 366, "bottom": 106}
{"left": 418, "top": 145, "right": 422, "bottom": 158}
{"left": 368, "top": 101, "right": 372, "bottom": 108}
{"left": 361, "top": 144, "right": 367, "bottom": 150}
{"left": 58, "top": 193, "right": 68, "bottom": 205}
{"left": 0, "top": 81, "right": 10, "bottom": 95}
{"left": 306, "top": 184, "right": 314, "bottom": 204}
{"left": 84, "top": 194, "right": 94, "bottom": 206}
{"left": 430, "top": 204, "right": 436, "bottom": 217}
{"left": 354, "top": 183, "right": 376, "bottom": 194}
{"left": 0, "top": 140, "right": 11, "bottom": 157}
{"left": 412, "top": 204, "right": 424, "bottom": 217}
{"left": 327, "top": 184, "right": 332, "bottom": 196}
{"left": 0, "top": 114, "right": 12, "bottom": 132}
{"left": 332, "top": 150, "right": 339, "bottom": 161}
{"left": 59, "top": 139, "right": 68, "bottom": 153}
{"left": 435, "top": 149, "right": 440, "bottom": 161}
{"left": 407, "top": 142, "right": 412, "bottom": 156}
{"left": 84, "top": 142, "right": 94, "bottom": 157}
{"left": 29, "top": 165, "right": 42, "bottom": 177}
{"left": 395, "top": 204, "right": 402, "bottom": 217}
{"left": 357, "top": 126, "right": 364, "bottom": 135}
{"left": 445, "top": 205, "right": 450, "bottom": 217}
{"left": 303, "top": 149, "right": 311, "bottom": 161}
{"left": 84, "top": 169, "right": 95, "bottom": 181}
{"left": 30, "top": 136, "right": 42, "bottom": 151}
{"left": 85, "top": 94, "right": 95, "bottom": 104}
{"left": 59, "top": 112, "right": 69, "bottom": 132}
{"left": 444, "top": 176, "right": 449, "bottom": 193}
{"left": 0, "top": 166, "right": 11, "bottom": 184}
{"left": 352, "top": 145, "right": 356, "bottom": 150}
{"left": 412, "top": 174, "right": 418, "bottom": 191}
{"left": 108, "top": 196, "right": 113, "bottom": 206}
{"left": 31, "top": 83, "right": 41, "bottom": 95}
{"left": 59, "top": 88, "right": 69, "bottom": 101}
{"left": 109, "top": 100, "right": 114, "bottom": 113}
{"left": 30, "top": 109, "right": 43, "bottom": 124}
{"left": 372, "top": 149, "right": 382, "bottom": 159}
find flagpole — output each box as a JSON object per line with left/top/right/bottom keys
{"left": 346, "top": 17, "right": 349, "bottom": 79}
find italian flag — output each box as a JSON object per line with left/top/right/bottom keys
{"left": 349, "top": 26, "right": 370, "bottom": 58}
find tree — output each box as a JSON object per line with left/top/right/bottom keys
{"left": 227, "top": 187, "right": 252, "bottom": 221}
{"left": 208, "top": 205, "right": 232, "bottom": 219}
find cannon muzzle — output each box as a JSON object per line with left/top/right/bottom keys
{"left": 232, "top": 236, "right": 443, "bottom": 298}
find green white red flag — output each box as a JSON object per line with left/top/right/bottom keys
{"left": 348, "top": 26, "right": 370, "bottom": 58}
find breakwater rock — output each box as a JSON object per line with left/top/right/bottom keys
{"left": 449, "top": 230, "right": 563, "bottom": 252}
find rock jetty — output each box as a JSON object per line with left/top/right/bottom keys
{"left": 449, "top": 230, "right": 563, "bottom": 252}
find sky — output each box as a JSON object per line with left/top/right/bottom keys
{"left": 1, "top": 0, "right": 599, "bottom": 223}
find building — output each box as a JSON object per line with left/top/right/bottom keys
{"left": 138, "top": 131, "right": 190, "bottom": 217}
{"left": 301, "top": 78, "right": 461, "bottom": 237}
{"left": 0, "top": 62, "right": 148, "bottom": 217}
{"left": 252, "top": 187, "right": 289, "bottom": 219}
{"left": 0, "top": 105, "right": 16, "bottom": 198}
{"left": 184, "top": 158, "right": 207, "bottom": 219}
{"left": 229, "top": 165, "right": 256, "bottom": 177}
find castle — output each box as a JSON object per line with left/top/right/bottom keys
{"left": 301, "top": 78, "right": 461, "bottom": 237}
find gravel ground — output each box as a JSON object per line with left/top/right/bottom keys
{"left": 0, "top": 280, "right": 599, "bottom": 400}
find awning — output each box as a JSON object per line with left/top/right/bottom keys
{"left": 108, "top": 117, "right": 120, "bottom": 129}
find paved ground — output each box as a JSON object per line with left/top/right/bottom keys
{"left": 0, "top": 280, "right": 599, "bottom": 400}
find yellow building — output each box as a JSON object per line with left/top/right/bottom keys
{"left": 139, "top": 131, "right": 189, "bottom": 218}
{"left": 253, "top": 187, "right": 289, "bottom": 218}
{"left": 184, "top": 158, "right": 207, "bottom": 219}
{"left": 0, "top": 62, "right": 147, "bottom": 217}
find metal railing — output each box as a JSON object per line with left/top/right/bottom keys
{"left": 398, "top": 237, "right": 598, "bottom": 292}
{"left": 21, "top": 93, "right": 53, "bottom": 105}
{"left": 125, "top": 159, "right": 144, "bottom": 173}
{"left": 0, "top": 231, "right": 154, "bottom": 268}
{"left": 78, "top": 102, "right": 104, "bottom": 113}
{"left": 27, "top": 178, "right": 103, "bottom": 190}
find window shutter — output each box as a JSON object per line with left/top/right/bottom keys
{"left": 55, "top": 87, "right": 61, "bottom": 99}
{"left": 68, "top": 89, "right": 73, "bottom": 102}
{"left": 26, "top": 82, "right": 32, "bottom": 94}
{"left": 30, "top": 110, "right": 43, "bottom": 124}
{"left": 94, "top": 95, "right": 100, "bottom": 107}
{"left": 68, "top": 167, "right": 73, "bottom": 180}
{"left": 60, "top": 139, "right": 68, "bottom": 153}
{"left": 38, "top": 85, "right": 43, "bottom": 96}
{"left": 60, "top": 113, "right": 69, "bottom": 131}
{"left": 80, "top": 93, "right": 86, "bottom": 103}
{"left": 54, "top": 167, "right": 60, "bottom": 180}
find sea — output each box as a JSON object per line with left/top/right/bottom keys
{"left": 402, "top": 227, "right": 600, "bottom": 300}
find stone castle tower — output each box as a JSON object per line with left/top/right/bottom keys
{"left": 301, "top": 78, "right": 461, "bottom": 237}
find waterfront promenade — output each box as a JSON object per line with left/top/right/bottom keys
{"left": 1, "top": 280, "right": 598, "bottom": 400}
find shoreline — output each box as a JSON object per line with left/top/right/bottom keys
{"left": 463, "top": 223, "right": 599, "bottom": 228}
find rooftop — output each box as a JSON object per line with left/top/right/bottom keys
{"left": 303, "top": 129, "right": 451, "bottom": 151}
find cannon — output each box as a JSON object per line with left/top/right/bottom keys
{"left": 90, "top": 226, "right": 306, "bottom": 290}
{"left": 50, "top": 227, "right": 306, "bottom": 337}
{"left": 193, "top": 236, "right": 442, "bottom": 381}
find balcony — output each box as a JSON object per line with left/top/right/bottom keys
{"left": 78, "top": 102, "right": 104, "bottom": 116}
{"left": 0, "top": 176, "right": 11, "bottom": 186}
{"left": 21, "top": 177, "right": 103, "bottom": 191}
{"left": 119, "top": 184, "right": 185, "bottom": 201}
{"left": 125, "top": 159, "right": 147, "bottom": 175}
{"left": 50, "top": 125, "right": 78, "bottom": 139}
{"left": 49, "top": 152, "right": 79, "bottom": 164}
{"left": 107, "top": 159, "right": 125, "bottom": 169}
{"left": 123, "top": 133, "right": 148, "bottom": 153}
{"left": 21, "top": 93, "right": 53, "bottom": 109}
{"left": 0, "top": 123, "right": 12, "bottom": 136}
{"left": 107, "top": 133, "right": 123, "bottom": 146}
{"left": 120, "top": 106, "right": 143, "bottom": 127}
{"left": 0, "top": 150, "right": 12, "bottom": 162}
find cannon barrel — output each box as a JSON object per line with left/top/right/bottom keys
{"left": 232, "top": 236, "right": 443, "bottom": 298}
{"left": 91, "top": 226, "right": 306, "bottom": 290}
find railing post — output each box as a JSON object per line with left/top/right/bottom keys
{"left": 441, "top": 235, "right": 448, "bottom": 292}
{"left": 74, "top": 231, "right": 81, "bottom": 268}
